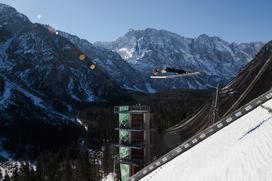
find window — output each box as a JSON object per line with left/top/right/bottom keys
{"left": 131, "top": 114, "right": 144, "bottom": 128}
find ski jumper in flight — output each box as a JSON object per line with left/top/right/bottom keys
{"left": 153, "top": 67, "right": 187, "bottom": 75}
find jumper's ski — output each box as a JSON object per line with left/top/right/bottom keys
{"left": 150, "top": 71, "right": 200, "bottom": 79}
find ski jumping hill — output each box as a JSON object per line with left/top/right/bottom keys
{"left": 137, "top": 89, "right": 272, "bottom": 181}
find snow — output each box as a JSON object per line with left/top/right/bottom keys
{"left": 145, "top": 83, "right": 157, "bottom": 93}
{"left": 5, "top": 80, "right": 47, "bottom": 109}
{"left": 0, "top": 160, "right": 35, "bottom": 178}
{"left": 67, "top": 77, "right": 75, "bottom": 95}
{"left": 80, "top": 81, "right": 97, "bottom": 102}
{"left": 0, "top": 75, "right": 75, "bottom": 122}
{"left": 121, "top": 83, "right": 156, "bottom": 93}
{"left": 76, "top": 118, "right": 88, "bottom": 131}
{"left": 122, "top": 84, "right": 145, "bottom": 93}
{"left": 0, "top": 33, "right": 17, "bottom": 70}
{"left": 69, "top": 68, "right": 98, "bottom": 102}
{"left": 102, "top": 172, "right": 116, "bottom": 181}
{"left": 141, "top": 99, "right": 272, "bottom": 181}
{"left": 0, "top": 161, "right": 20, "bottom": 177}
{"left": 117, "top": 48, "right": 134, "bottom": 60}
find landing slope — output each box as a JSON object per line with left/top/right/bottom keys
{"left": 141, "top": 97, "right": 272, "bottom": 181}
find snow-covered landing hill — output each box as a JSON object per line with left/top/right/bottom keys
{"left": 140, "top": 93, "right": 272, "bottom": 181}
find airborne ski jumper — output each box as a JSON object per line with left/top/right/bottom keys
{"left": 151, "top": 67, "right": 200, "bottom": 79}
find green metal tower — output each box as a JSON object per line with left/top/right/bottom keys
{"left": 114, "top": 105, "right": 151, "bottom": 181}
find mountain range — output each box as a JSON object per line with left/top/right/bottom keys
{"left": 94, "top": 28, "right": 264, "bottom": 91}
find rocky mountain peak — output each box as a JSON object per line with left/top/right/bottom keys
{"left": 0, "top": 3, "right": 30, "bottom": 42}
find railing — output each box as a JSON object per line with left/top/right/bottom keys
{"left": 117, "top": 123, "right": 144, "bottom": 130}
{"left": 118, "top": 157, "right": 144, "bottom": 166}
{"left": 114, "top": 105, "right": 151, "bottom": 113}
{"left": 114, "top": 142, "right": 145, "bottom": 149}
{"left": 115, "top": 127, "right": 144, "bottom": 132}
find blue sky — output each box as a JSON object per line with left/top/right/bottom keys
{"left": 1, "top": 0, "right": 271, "bottom": 43}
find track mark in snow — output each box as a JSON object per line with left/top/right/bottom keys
{"left": 239, "top": 105, "right": 272, "bottom": 140}
{"left": 238, "top": 116, "right": 272, "bottom": 140}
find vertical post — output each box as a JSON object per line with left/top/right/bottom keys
{"left": 143, "top": 112, "right": 151, "bottom": 164}
{"left": 212, "top": 84, "right": 220, "bottom": 124}
{"left": 113, "top": 154, "right": 117, "bottom": 178}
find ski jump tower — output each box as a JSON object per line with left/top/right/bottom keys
{"left": 114, "top": 105, "right": 151, "bottom": 181}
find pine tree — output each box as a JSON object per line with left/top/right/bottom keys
{"left": 60, "top": 161, "right": 73, "bottom": 181}
{"left": 78, "top": 148, "right": 92, "bottom": 181}
{"left": 102, "top": 144, "right": 113, "bottom": 177}
{"left": 29, "top": 167, "right": 36, "bottom": 181}
{"left": 11, "top": 167, "right": 19, "bottom": 181}
{"left": 20, "top": 162, "right": 30, "bottom": 181}
{"left": 35, "top": 157, "right": 44, "bottom": 181}
{"left": 45, "top": 155, "right": 61, "bottom": 181}
{"left": 3, "top": 171, "right": 10, "bottom": 181}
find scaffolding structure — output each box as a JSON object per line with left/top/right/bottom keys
{"left": 114, "top": 105, "right": 151, "bottom": 181}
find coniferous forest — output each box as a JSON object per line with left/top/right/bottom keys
{"left": 0, "top": 89, "right": 211, "bottom": 180}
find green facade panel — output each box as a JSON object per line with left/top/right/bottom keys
{"left": 119, "top": 113, "right": 129, "bottom": 128}
{"left": 119, "top": 130, "right": 129, "bottom": 144}
{"left": 120, "top": 163, "right": 130, "bottom": 181}
{"left": 119, "top": 106, "right": 129, "bottom": 112}
{"left": 119, "top": 147, "right": 130, "bottom": 159}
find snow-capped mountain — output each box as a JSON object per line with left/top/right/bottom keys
{"left": 0, "top": 3, "right": 126, "bottom": 124}
{"left": 59, "top": 31, "right": 150, "bottom": 92}
{"left": 95, "top": 28, "right": 265, "bottom": 91}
